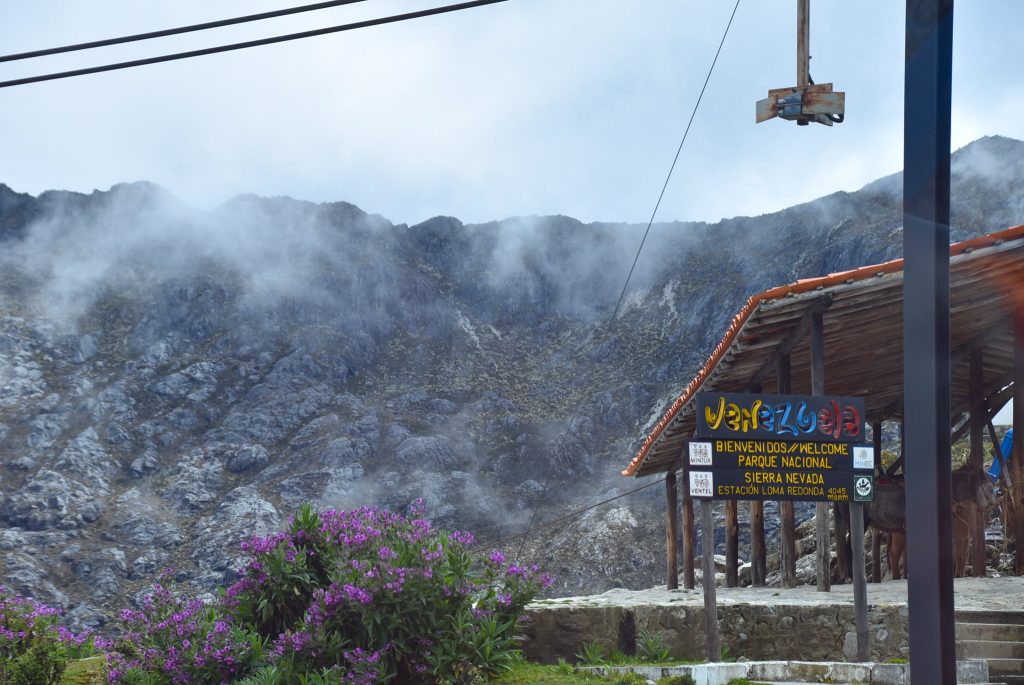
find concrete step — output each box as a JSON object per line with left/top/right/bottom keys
{"left": 959, "top": 640, "right": 1024, "bottom": 660}
{"left": 987, "top": 657, "right": 1024, "bottom": 680}
{"left": 580, "top": 659, "right": 993, "bottom": 684}
{"left": 749, "top": 682, "right": 1005, "bottom": 684}
{"left": 958, "top": 611, "right": 1024, "bottom": 625}
{"left": 958, "top": 623, "right": 1024, "bottom": 642}
{"left": 987, "top": 677, "right": 1024, "bottom": 685}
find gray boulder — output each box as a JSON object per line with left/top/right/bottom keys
{"left": 191, "top": 486, "right": 280, "bottom": 578}
{"left": 395, "top": 435, "right": 461, "bottom": 470}
{"left": 55, "top": 428, "right": 116, "bottom": 493}
{"left": 2, "top": 470, "right": 101, "bottom": 530}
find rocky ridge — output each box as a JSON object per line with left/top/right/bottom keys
{"left": 0, "top": 135, "right": 1021, "bottom": 628}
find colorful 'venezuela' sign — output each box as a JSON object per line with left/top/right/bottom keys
{"left": 695, "top": 392, "right": 865, "bottom": 442}
{"left": 688, "top": 392, "right": 873, "bottom": 502}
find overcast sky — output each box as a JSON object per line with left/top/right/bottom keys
{"left": 1, "top": 1, "right": 1021, "bottom": 226}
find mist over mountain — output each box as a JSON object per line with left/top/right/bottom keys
{"left": 0, "top": 135, "right": 1021, "bottom": 628}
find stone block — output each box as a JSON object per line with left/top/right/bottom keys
{"left": 956, "top": 658, "right": 990, "bottom": 684}
{"left": 828, "top": 661, "right": 872, "bottom": 682}
{"left": 745, "top": 660, "right": 792, "bottom": 680}
{"left": 871, "top": 662, "right": 908, "bottom": 685}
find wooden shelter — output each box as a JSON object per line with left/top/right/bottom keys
{"left": 624, "top": 224, "right": 1024, "bottom": 589}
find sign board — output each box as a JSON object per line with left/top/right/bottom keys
{"left": 685, "top": 437, "right": 874, "bottom": 502}
{"left": 695, "top": 392, "right": 866, "bottom": 442}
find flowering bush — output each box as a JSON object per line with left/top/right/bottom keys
{"left": 225, "top": 501, "right": 552, "bottom": 684}
{"left": 101, "top": 572, "right": 263, "bottom": 685}
{"left": 2, "top": 503, "right": 550, "bottom": 685}
{"left": 0, "top": 585, "right": 96, "bottom": 685}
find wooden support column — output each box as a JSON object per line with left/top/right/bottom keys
{"left": 747, "top": 381, "right": 766, "bottom": 587}
{"left": 851, "top": 498, "right": 870, "bottom": 660}
{"left": 1014, "top": 336, "right": 1024, "bottom": 575}
{"left": 778, "top": 352, "right": 798, "bottom": 588}
{"left": 725, "top": 501, "right": 739, "bottom": 587}
{"left": 751, "top": 501, "right": 766, "bottom": 586}
{"left": 835, "top": 502, "right": 852, "bottom": 583}
{"left": 811, "top": 311, "right": 831, "bottom": 591}
{"left": 969, "top": 349, "right": 987, "bottom": 577}
{"left": 666, "top": 470, "right": 679, "bottom": 590}
{"left": 871, "top": 420, "right": 883, "bottom": 583}
{"left": 683, "top": 489, "right": 696, "bottom": 589}
{"left": 701, "top": 499, "right": 722, "bottom": 661}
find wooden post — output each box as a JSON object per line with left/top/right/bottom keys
{"left": 811, "top": 311, "right": 831, "bottom": 591}
{"left": 751, "top": 501, "right": 766, "bottom": 586}
{"left": 701, "top": 499, "right": 722, "bottom": 662}
{"left": 835, "top": 502, "right": 851, "bottom": 582}
{"left": 969, "top": 349, "right": 987, "bottom": 577}
{"left": 871, "top": 420, "right": 883, "bottom": 583}
{"left": 851, "top": 501, "right": 870, "bottom": 660}
{"left": 666, "top": 471, "right": 679, "bottom": 590}
{"left": 780, "top": 503, "right": 797, "bottom": 588}
{"left": 747, "top": 380, "right": 766, "bottom": 587}
{"left": 778, "top": 352, "right": 798, "bottom": 588}
{"left": 797, "top": 0, "right": 810, "bottom": 87}
{"left": 683, "top": 490, "right": 696, "bottom": 589}
{"left": 1013, "top": 334, "right": 1024, "bottom": 574}
{"left": 725, "top": 501, "right": 739, "bottom": 587}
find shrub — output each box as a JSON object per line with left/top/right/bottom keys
{"left": 223, "top": 501, "right": 551, "bottom": 684}
{"left": 100, "top": 572, "right": 264, "bottom": 685}
{"left": 637, "top": 628, "right": 671, "bottom": 662}
{"left": 0, "top": 585, "right": 96, "bottom": 685}
{"left": 574, "top": 641, "right": 606, "bottom": 665}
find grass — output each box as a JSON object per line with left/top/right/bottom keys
{"left": 491, "top": 662, "right": 612, "bottom": 684}
{"left": 59, "top": 657, "right": 724, "bottom": 684}
{"left": 61, "top": 656, "right": 106, "bottom": 685}
{"left": 62, "top": 658, "right": 619, "bottom": 685}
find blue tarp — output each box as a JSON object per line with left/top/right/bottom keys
{"left": 988, "top": 427, "right": 1015, "bottom": 480}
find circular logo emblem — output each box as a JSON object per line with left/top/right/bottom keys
{"left": 855, "top": 476, "right": 872, "bottom": 497}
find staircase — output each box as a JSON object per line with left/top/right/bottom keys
{"left": 957, "top": 610, "right": 1024, "bottom": 685}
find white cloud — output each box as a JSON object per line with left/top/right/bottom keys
{"left": 0, "top": 0, "right": 1021, "bottom": 224}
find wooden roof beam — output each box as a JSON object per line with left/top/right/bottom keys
{"left": 749, "top": 294, "right": 833, "bottom": 387}
{"left": 951, "top": 316, "right": 1013, "bottom": 360}
{"left": 948, "top": 381, "right": 1013, "bottom": 445}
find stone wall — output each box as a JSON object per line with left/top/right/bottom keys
{"left": 522, "top": 601, "right": 910, "bottom": 663}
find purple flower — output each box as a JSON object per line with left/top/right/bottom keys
{"left": 450, "top": 530, "right": 475, "bottom": 545}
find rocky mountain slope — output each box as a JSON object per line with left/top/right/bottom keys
{"left": 0, "top": 135, "right": 1021, "bottom": 628}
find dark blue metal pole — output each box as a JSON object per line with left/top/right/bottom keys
{"left": 903, "top": 1, "right": 955, "bottom": 683}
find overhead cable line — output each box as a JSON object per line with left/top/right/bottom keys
{"left": 510, "top": 0, "right": 742, "bottom": 559}
{"left": 0, "top": 0, "right": 509, "bottom": 89}
{"left": 0, "top": 0, "right": 371, "bottom": 63}
{"left": 472, "top": 477, "right": 665, "bottom": 554}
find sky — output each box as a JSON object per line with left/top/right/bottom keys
{"left": 0, "top": 1, "right": 1022, "bottom": 227}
